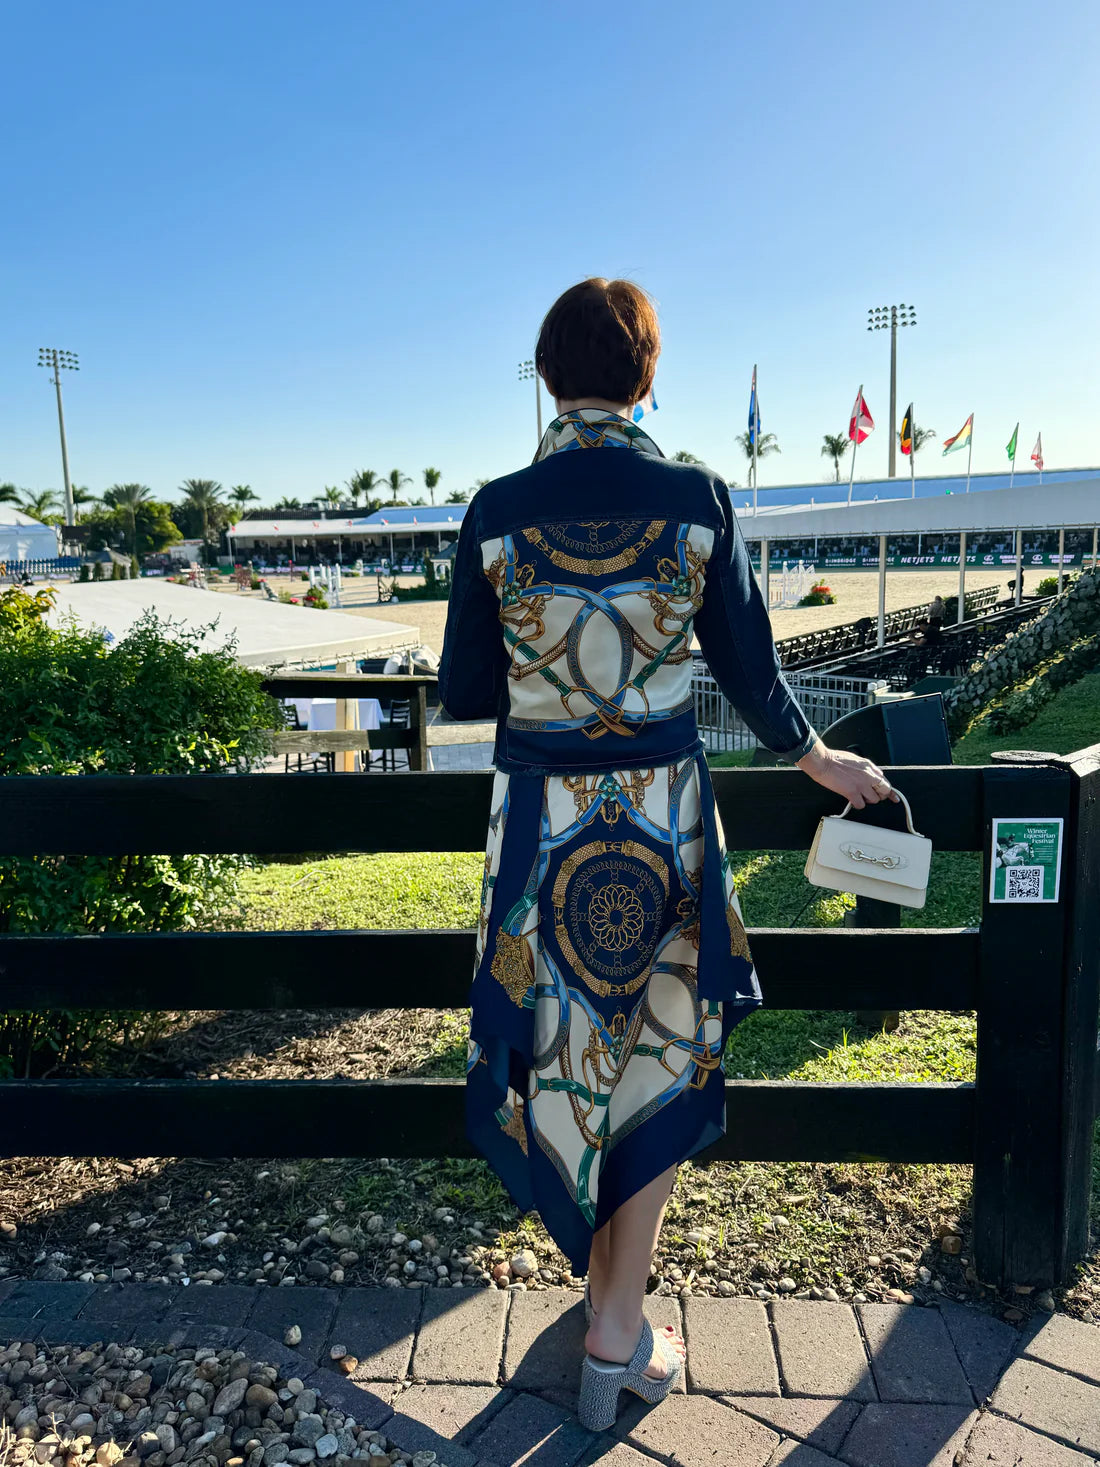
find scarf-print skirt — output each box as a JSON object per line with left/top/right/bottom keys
{"left": 464, "top": 748, "right": 763, "bottom": 1274}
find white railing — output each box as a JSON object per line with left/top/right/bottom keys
{"left": 691, "top": 662, "right": 887, "bottom": 754}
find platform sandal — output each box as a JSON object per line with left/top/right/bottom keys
{"left": 577, "top": 1316, "right": 682, "bottom": 1432}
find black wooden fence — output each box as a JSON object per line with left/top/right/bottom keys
{"left": 1, "top": 748, "right": 1098, "bottom": 1292}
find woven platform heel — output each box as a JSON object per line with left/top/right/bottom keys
{"left": 577, "top": 1317, "right": 682, "bottom": 1432}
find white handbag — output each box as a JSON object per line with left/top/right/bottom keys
{"left": 804, "top": 789, "right": 933, "bottom": 908}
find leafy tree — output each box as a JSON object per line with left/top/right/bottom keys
{"left": 821, "top": 433, "right": 850, "bottom": 482}
{"left": 671, "top": 451, "right": 703, "bottom": 464}
{"left": 178, "top": 478, "right": 226, "bottom": 551}
{"left": 103, "top": 483, "right": 154, "bottom": 553}
{"left": 82, "top": 501, "right": 181, "bottom": 558}
{"left": 229, "top": 485, "right": 258, "bottom": 509}
{"left": 385, "top": 468, "right": 412, "bottom": 503}
{"left": 18, "top": 490, "right": 61, "bottom": 522}
{"left": 346, "top": 469, "right": 381, "bottom": 505}
{"left": 898, "top": 425, "right": 937, "bottom": 454}
{"left": 735, "top": 432, "right": 781, "bottom": 466}
{"left": 423, "top": 466, "right": 442, "bottom": 505}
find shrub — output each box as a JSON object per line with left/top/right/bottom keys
{"left": 110, "top": 562, "right": 122, "bottom": 580}
{"left": 78, "top": 563, "right": 90, "bottom": 583}
{"left": 250, "top": 575, "right": 262, "bottom": 591}
{"left": 798, "top": 581, "right": 836, "bottom": 607}
{"left": 278, "top": 589, "right": 295, "bottom": 604}
{"left": 92, "top": 562, "right": 104, "bottom": 581}
{"left": 300, "top": 571, "right": 310, "bottom": 581}
{"left": 1036, "top": 573, "right": 1076, "bottom": 598}
{"left": 131, "top": 556, "right": 140, "bottom": 579}
{"left": 0, "top": 587, "right": 279, "bottom": 1077}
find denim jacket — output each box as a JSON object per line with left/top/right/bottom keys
{"left": 438, "top": 409, "right": 816, "bottom": 773}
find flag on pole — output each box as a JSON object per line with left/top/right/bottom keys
{"left": 849, "top": 389, "right": 874, "bottom": 443}
{"left": 899, "top": 403, "right": 914, "bottom": 456}
{"left": 942, "top": 414, "right": 974, "bottom": 455}
{"left": 1006, "top": 423, "right": 1019, "bottom": 462}
{"left": 1031, "top": 433, "right": 1043, "bottom": 470}
{"left": 747, "top": 368, "right": 760, "bottom": 445}
{"left": 632, "top": 389, "right": 658, "bottom": 423}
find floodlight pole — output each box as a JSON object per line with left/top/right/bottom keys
{"left": 38, "top": 347, "right": 79, "bottom": 526}
{"left": 866, "top": 305, "right": 916, "bottom": 479}
{"left": 518, "top": 360, "right": 543, "bottom": 441}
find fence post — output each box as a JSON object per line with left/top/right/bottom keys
{"left": 972, "top": 756, "right": 1075, "bottom": 1289}
{"left": 1057, "top": 744, "right": 1100, "bottom": 1279}
{"left": 409, "top": 682, "right": 429, "bottom": 771}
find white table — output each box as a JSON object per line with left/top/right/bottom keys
{"left": 285, "top": 697, "right": 383, "bottom": 770}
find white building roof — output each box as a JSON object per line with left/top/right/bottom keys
{"left": 0, "top": 505, "right": 61, "bottom": 562}
{"left": 735, "top": 477, "right": 1100, "bottom": 542}
{"left": 44, "top": 580, "right": 421, "bottom": 670}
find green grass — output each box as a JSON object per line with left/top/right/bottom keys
{"left": 238, "top": 851, "right": 481, "bottom": 930}
{"left": 952, "top": 672, "right": 1100, "bottom": 764}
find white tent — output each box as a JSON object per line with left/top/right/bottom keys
{"left": 44, "top": 580, "right": 421, "bottom": 670}
{"left": 0, "top": 507, "right": 60, "bottom": 563}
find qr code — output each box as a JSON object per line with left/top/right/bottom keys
{"left": 1006, "top": 866, "right": 1043, "bottom": 901}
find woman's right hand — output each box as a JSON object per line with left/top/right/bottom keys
{"left": 795, "top": 738, "right": 899, "bottom": 810}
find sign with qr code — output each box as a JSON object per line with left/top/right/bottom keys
{"left": 990, "top": 818, "right": 1064, "bottom": 903}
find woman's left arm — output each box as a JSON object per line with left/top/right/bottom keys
{"left": 437, "top": 498, "right": 508, "bottom": 721}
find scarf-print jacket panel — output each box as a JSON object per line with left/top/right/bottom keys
{"left": 438, "top": 411, "right": 816, "bottom": 774}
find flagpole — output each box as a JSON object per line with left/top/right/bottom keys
{"left": 965, "top": 416, "right": 973, "bottom": 493}
{"left": 751, "top": 364, "right": 759, "bottom": 517}
{"left": 1008, "top": 423, "right": 1017, "bottom": 490}
{"left": 847, "top": 384, "right": 861, "bottom": 506}
{"left": 909, "top": 407, "right": 917, "bottom": 499}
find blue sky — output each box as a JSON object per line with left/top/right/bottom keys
{"left": 4, "top": 0, "right": 1097, "bottom": 504}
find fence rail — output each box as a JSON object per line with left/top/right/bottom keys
{"left": 0, "top": 749, "right": 1097, "bottom": 1292}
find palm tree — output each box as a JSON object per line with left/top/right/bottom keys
{"left": 898, "top": 425, "right": 937, "bottom": 454}
{"left": 322, "top": 485, "right": 343, "bottom": 508}
{"left": 104, "top": 483, "right": 154, "bottom": 553}
{"left": 385, "top": 468, "right": 412, "bottom": 503}
{"left": 671, "top": 451, "right": 703, "bottom": 464}
{"left": 230, "top": 485, "right": 258, "bottom": 510}
{"left": 273, "top": 496, "right": 302, "bottom": 512}
{"left": 821, "top": 433, "right": 850, "bottom": 482}
{"left": 446, "top": 488, "right": 470, "bottom": 504}
{"left": 346, "top": 469, "right": 381, "bottom": 506}
{"left": 423, "top": 467, "right": 442, "bottom": 505}
{"left": 735, "top": 431, "right": 781, "bottom": 466}
{"left": 0, "top": 483, "right": 22, "bottom": 506}
{"left": 19, "top": 489, "right": 61, "bottom": 522}
{"left": 179, "top": 478, "right": 226, "bottom": 547}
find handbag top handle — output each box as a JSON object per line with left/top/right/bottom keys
{"left": 835, "top": 788, "right": 922, "bottom": 837}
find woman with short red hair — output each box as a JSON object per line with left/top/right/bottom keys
{"left": 439, "top": 278, "right": 893, "bottom": 1428}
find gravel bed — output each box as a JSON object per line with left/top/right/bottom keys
{"left": 0, "top": 1341, "right": 442, "bottom": 1467}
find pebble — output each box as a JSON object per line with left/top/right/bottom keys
{"left": 202, "top": 1232, "right": 227, "bottom": 1249}
{"left": 213, "top": 1377, "right": 248, "bottom": 1415}
{"left": 777, "top": 1277, "right": 797, "bottom": 1293}
{"left": 329, "top": 1346, "right": 347, "bottom": 1361}
{"left": 314, "top": 1438, "right": 339, "bottom": 1460}
{"left": 509, "top": 1249, "right": 537, "bottom": 1279}
{"left": 283, "top": 1326, "right": 302, "bottom": 1347}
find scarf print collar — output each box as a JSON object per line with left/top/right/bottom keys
{"left": 533, "top": 407, "right": 664, "bottom": 463}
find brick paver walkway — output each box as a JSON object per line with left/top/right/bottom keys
{"left": 1, "top": 1280, "right": 1098, "bottom": 1465}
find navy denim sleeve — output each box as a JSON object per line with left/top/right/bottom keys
{"left": 693, "top": 480, "right": 818, "bottom": 762}
{"left": 437, "top": 496, "right": 508, "bottom": 722}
